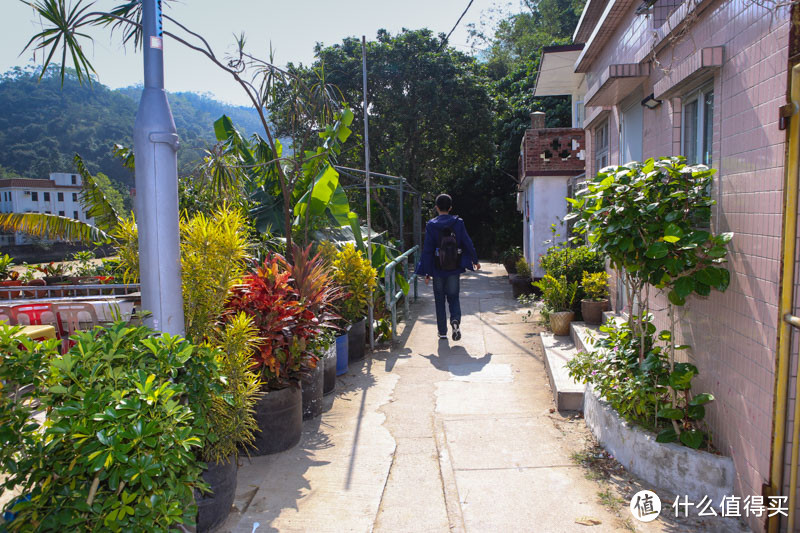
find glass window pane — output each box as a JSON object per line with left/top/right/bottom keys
{"left": 703, "top": 90, "right": 714, "bottom": 166}
{"left": 683, "top": 99, "right": 698, "bottom": 164}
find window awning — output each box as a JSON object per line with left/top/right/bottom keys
{"left": 654, "top": 46, "right": 724, "bottom": 100}
{"left": 585, "top": 63, "right": 650, "bottom": 106}
{"left": 533, "top": 45, "right": 586, "bottom": 97}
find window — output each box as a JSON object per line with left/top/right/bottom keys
{"left": 31, "top": 191, "right": 38, "bottom": 201}
{"left": 44, "top": 192, "right": 50, "bottom": 202}
{"left": 71, "top": 175, "right": 77, "bottom": 185}
{"left": 58, "top": 210, "right": 64, "bottom": 216}
{"left": 45, "top": 210, "right": 51, "bottom": 214}
{"left": 74, "top": 210, "right": 79, "bottom": 220}
{"left": 57, "top": 192, "right": 64, "bottom": 202}
{"left": 682, "top": 86, "right": 714, "bottom": 165}
{"left": 72, "top": 193, "right": 78, "bottom": 202}
{"left": 594, "top": 121, "right": 609, "bottom": 172}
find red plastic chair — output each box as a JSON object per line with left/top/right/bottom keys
{"left": 9, "top": 304, "right": 58, "bottom": 328}
{"left": 53, "top": 303, "right": 100, "bottom": 352}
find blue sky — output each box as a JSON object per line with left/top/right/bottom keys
{"left": 1, "top": 0, "right": 519, "bottom": 106}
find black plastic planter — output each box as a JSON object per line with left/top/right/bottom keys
{"left": 347, "top": 318, "right": 366, "bottom": 361}
{"left": 323, "top": 344, "right": 336, "bottom": 395}
{"left": 248, "top": 386, "right": 302, "bottom": 455}
{"left": 302, "top": 361, "right": 324, "bottom": 420}
{"left": 196, "top": 455, "right": 238, "bottom": 533}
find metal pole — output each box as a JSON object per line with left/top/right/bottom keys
{"left": 398, "top": 180, "right": 404, "bottom": 248}
{"left": 362, "top": 36, "right": 374, "bottom": 351}
{"left": 133, "top": 0, "right": 185, "bottom": 336}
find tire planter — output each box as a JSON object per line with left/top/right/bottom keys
{"left": 323, "top": 344, "right": 337, "bottom": 395}
{"left": 509, "top": 274, "right": 533, "bottom": 299}
{"left": 580, "top": 299, "right": 609, "bottom": 325}
{"left": 335, "top": 333, "right": 348, "bottom": 375}
{"left": 196, "top": 455, "right": 238, "bottom": 533}
{"left": 347, "top": 318, "right": 366, "bottom": 361}
{"left": 248, "top": 386, "right": 302, "bottom": 455}
{"left": 549, "top": 311, "right": 575, "bottom": 336}
{"left": 301, "top": 361, "right": 324, "bottom": 420}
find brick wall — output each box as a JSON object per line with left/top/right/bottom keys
{"left": 581, "top": 1, "right": 791, "bottom": 530}
{"left": 520, "top": 127, "right": 586, "bottom": 177}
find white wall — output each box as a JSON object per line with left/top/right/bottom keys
{"left": 522, "top": 175, "right": 570, "bottom": 278}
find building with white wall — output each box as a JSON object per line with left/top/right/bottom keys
{"left": 0, "top": 172, "right": 93, "bottom": 246}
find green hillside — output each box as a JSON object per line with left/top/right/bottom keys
{"left": 0, "top": 66, "right": 262, "bottom": 191}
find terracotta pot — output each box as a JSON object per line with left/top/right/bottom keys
{"left": 510, "top": 274, "right": 533, "bottom": 299}
{"left": 23, "top": 279, "right": 47, "bottom": 299}
{"left": 195, "top": 455, "right": 238, "bottom": 533}
{"left": 581, "top": 299, "right": 609, "bottom": 325}
{"left": 247, "top": 386, "right": 302, "bottom": 456}
{"left": 0, "top": 280, "right": 23, "bottom": 300}
{"left": 549, "top": 311, "right": 575, "bottom": 336}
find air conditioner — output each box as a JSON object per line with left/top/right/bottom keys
{"left": 24, "top": 191, "right": 31, "bottom": 196}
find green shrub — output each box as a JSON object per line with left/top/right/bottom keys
{"left": 567, "top": 318, "right": 667, "bottom": 427}
{"left": 539, "top": 245, "right": 604, "bottom": 283}
{"left": 332, "top": 243, "right": 377, "bottom": 325}
{"left": 514, "top": 257, "right": 531, "bottom": 278}
{"left": 500, "top": 246, "right": 523, "bottom": 264}
{"left": 533, "top": 275, "right": 577, "bottom": 313}
{"left": 0, "top": 323, "right": 221, "bottom": 531}
{"left": 581, "top": 271, "right": 609, "bottom": 301}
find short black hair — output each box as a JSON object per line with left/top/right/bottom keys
{"left": 435, "top": 194, "right": 452, "bottom": 211}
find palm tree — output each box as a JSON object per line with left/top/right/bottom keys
{"left": 0, "top": 154, "right": 124, "bottom": 245}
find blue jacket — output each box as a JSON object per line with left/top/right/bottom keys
{"left": 415, "top": 214, "right": 479, "bottom": 277}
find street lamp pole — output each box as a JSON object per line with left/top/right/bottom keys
{"left": 133, "top": 0, "right": 185, "bottom": 335}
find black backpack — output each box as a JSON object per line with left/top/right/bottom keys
{"left": 436, "top": 226, "right": 461, "bottom": 271}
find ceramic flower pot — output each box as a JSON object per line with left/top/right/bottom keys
{"left": 581, "top": 299, "right": 609, "bottom": 325}
{"left": 247, "top": 386, "right": 302, "bottom": 455}
{"left": 0, "top": 280, "right": 23, "bottom": 300}
{"left": 549, "top": 311, "right": 575, "bottom": 336}
{"left": 196, "top": 455, "right": 238, "bottom": 533}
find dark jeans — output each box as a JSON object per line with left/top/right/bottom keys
{"left": 433, "top": 274, "right": 461, "bottom": 335}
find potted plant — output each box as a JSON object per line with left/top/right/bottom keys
{"left": 510, "top": 257, "right": 534, "bottom": 298}
{"left": 580, "top": 271, "right": 610, "bottom": 325}
{"left": 227, "top": 256, "right": 315, "bottom": 455}
{"left": 0, "top": 253, "right": 22, "bottom": 300}
{"left": 281, "top": 245, "right": 343, "bottom": 420}
{"left": 533, "top": 274, "right": 578, "bottom": 335}
{"left": 331, "top": 243, "right": 377, "bottom": 362}
{"left": 196, "top": 313, "right": 262, "bottom": 533}
{"left": 19, "top": 264, "right": 47, "bottom": 298}
{"left": 0, "top": 322, "right": 219, "bottom": 531}
{"left": 500, "top": 246, "right": 523, "bottom": 275}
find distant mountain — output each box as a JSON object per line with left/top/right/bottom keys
{"left": 0, "top": 66, "right": 263, "bottom": 192}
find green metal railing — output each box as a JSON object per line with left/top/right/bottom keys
{"left": 384, "top": 245, "right": 419, "bottom": 339}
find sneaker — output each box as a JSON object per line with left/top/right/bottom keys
{"left": 451, "top": 321, "right": 461, "bottom": 341}
{"left": 438, "top": 333, "right": 448, "bottom": 339}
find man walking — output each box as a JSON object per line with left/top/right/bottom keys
{"left": 416, "top": 194, "right": 480, "bottom": 340}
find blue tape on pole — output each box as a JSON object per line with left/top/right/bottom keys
{"left": 155, "top": 0, "right": 163, "bottom": 37}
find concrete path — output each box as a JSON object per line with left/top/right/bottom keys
{"left": 220, "top": 264, "right": 626, "bottom": 532}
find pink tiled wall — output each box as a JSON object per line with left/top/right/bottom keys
{"left": 581, "top": 1, "right": 791, "bottom": 530}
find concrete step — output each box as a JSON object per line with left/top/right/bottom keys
{"left": 569, "top": 321, "right": 599, "bottom": 353}
{"left": 540, "top": 332, "right": 584, "bottom": 411}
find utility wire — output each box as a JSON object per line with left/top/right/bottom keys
{"left": 438, "top": 0, "right": 475, "bottom": 51}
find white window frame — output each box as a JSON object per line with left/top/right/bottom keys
{"left": 681, "top": 84, "right": 714, "bottom": 166}
{"left": 594, "top": 120, "right": 609, "bottom": 173}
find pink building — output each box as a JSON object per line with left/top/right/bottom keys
{"left": 524, "top": 1, "right": 800, "bottom": 530}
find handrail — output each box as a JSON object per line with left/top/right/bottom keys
{"left": 384, "top": 246, "right": 419, "bottom": 339}
{"left": 0, "top": 284, "right": 140, "bottom": 299}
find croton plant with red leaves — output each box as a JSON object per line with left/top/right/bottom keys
{"left": 227, "top": 250, "right": 342, "bottom": 390}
